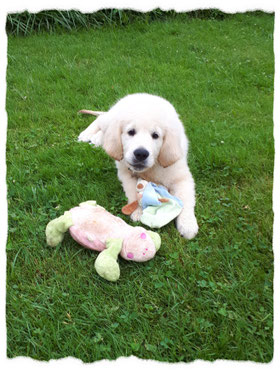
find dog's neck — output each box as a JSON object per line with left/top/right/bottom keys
{"left": 128, "top": 167, "right": 147, "bottom": 180}
{"left": 127, "top": 167, "right": 159, "bottom": 185}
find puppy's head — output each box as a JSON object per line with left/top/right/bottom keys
{"left": 102, "top": 116, "right": 183, "bottom": 172}
{"left": 121, "top": 120, "right": 163, "bottom": 172}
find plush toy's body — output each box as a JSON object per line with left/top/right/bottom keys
{"left": 46, "top": 201, "right": 161, "bottom": 281}
{"left": 122, "top": 179, "right": 183, "bottom": 228}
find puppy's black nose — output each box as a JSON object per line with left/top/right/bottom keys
{"left": 134, "top": 148, "right": 149, "bottom": 162}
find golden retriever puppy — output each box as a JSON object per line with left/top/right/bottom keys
{"left": 78, "top": 93, "right": 198, "bottom": 239}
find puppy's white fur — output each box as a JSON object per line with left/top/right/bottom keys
{"left": 78, "top": 93, "right": 198, "bottom": 239}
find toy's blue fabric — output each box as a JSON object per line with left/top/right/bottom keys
{"left": 141, "top": 182, "right": 183, "bottom": 209}
{"left": 152, "top": 184, "right": 183, "bottom": 207}
{"left": 140, "top": 183, "right": 161, "bottom": 209}
{"left": 139, "top": 182, "right": 183, "bottom": 228}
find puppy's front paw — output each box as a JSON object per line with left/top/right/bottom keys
{"left": 130, "top": 207, "right": 143, "bottom": 222}
{"left": 176, "top": 213, "right": 199, "bottom": 240}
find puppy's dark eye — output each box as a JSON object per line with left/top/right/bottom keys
{"left": 152, "top": 132, "right": 159, "bottom": 139}
{"left": 128, "top": 129, "right": 136, "bottom": 136}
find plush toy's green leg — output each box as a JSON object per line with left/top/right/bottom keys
{"left": 147, "top": 231, "right": 161, "bottom": 251}
{"left": 94, "top": 238, "right": 123, "bottom": 282}
{"left": 46, "top": 211, "right": 73, "bottom": 247}
{"left": 79, "top": 200, "right": 97, "bottom": 207}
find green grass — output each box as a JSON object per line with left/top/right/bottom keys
{"left": 6, "top": 12, "right": 274, "bottom": 362}
{"left": 6, "top": 9, "right": 228, "bottom": 36}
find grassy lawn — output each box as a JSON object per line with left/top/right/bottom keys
{"left": 6, "top": 12, "right": 274, "bottom": 362}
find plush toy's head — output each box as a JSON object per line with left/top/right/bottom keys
{"left": 121, "top": 227, "right": 160, "bottom": 262}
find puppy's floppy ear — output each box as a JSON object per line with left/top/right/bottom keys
{"left": 102, "top": 119, "right": 123, "bottom": 161}
{"left": 158, "top": 128, "right": 183, "bottom": 168}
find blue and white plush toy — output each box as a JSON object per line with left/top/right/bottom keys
{"left": 122, "top": 179, "right": 183, "bottom": 228}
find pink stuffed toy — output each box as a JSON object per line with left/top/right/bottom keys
{"left": 46, "top": 201, "right": 161, "bottom": 281}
